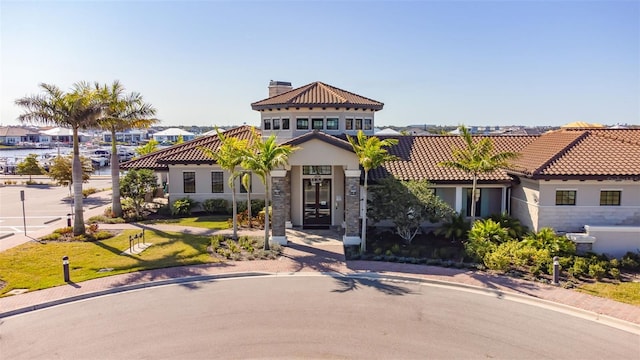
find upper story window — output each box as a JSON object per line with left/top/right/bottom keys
{"left": 282, "top": 118, "right": 290, "bottom": 130}
{"left": 263, "top": 119, "right": 271, "bottom": 130}
{"left": 355, "top": 118, "right": 363, "bottom": 130}
{"left": 312, "top": 118, "right": 324, "bottom": 130}
{"left": 297, "top": 118, "right": 309, "bottom": 130}
{"left": 326, "top": 118, "right": 339, "bottom": 130}
{"left": 364, "top": 118, "right": 373, "bottom": 130}
{"left": 600, "top": 190, "right": 621, "bottom": 206}
{"left": 272, "top": 118, "right": 280, "bottom": 130}
{"left": 183, "top": 172, "right": 196, "bottom": 193}
{"left": 211, "top": 171, "right": 223, "bottom": 193}
{"left": 346, "top": 118, "right": 353, "bottom": 130}
{"left": 555, "top": 190, "right": 576, "bottom": 205}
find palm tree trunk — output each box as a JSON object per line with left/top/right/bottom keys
{"left": 263, "top": 175, "right": 270, "bottom": 251}
{"left": 110, "top": 128, "right": 123, "bottom": 217}
{"left": 72, "top": 127, "right": 85, "bottom": 235}
{"left": 470, "top": 175, "right": 478, "bottom": 219}
{"left": 231, "top": 186, "right": 238, "bottom": 240}
{"left": 360, "top": 171, "right": 368, "bottom": 253}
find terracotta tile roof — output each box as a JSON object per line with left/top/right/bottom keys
{"left": 120, "top": 125, "right": 257, "bottom": 170}
{"left": 282, "top": 129, "right": 355, "bottom": 153}
{"left": 371, "top": 135, "right": 538, "bottom": 183}
{"left": 509, "top": 128, "right": 640, "bottom": 179}
{"left": 251, "top": 81, "right": 383, "bottom": 111}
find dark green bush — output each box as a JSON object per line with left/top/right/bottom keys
{"left": 202, "top": 198, "right": 229, "bottom": 214}
{"left": 171, "top": 197, "right": 200, "bottom": 216}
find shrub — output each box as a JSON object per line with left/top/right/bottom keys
{"left": 390, "top": 244, "right": 401, "bottom": 255}
{"left": 202, "top": 199, "right": 229, "bottom": 214}
{"left": 87, "top": 215, "right": 125, "bottom": 224}
{"left": 570, "top": 257, "right": 589, "bottom": 278}
{"left": 87, "top": 223, "right": 99, "bottom": 234}
{"left": 54, "top": 227, "right": 73, "bottom": 235}
{"left": 588, "top": 263, "right": 607, "bottom": 280}
{"left": 92, "top": 231, "right": 114, "bottom": 240}
{"left": 609, "top": 268, "right": 621, "bottom": 280}
{"left": 522, "top": 228, "right": 576, "bottom": 257}
{"left": 621, "top": 252, "right": 640, "bottom": 270}
{"left": 82, "top": 187, "right": 98, "bottom": 198}
{"left": 171, "top": 197, "right": 200, "bottom": 216}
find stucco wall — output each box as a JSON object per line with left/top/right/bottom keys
{"left": 260, "top": 107, "right": 376, "bottom": 140}
{"left": 167, "top": 164, "right": 266, "bottom": 210}
{"left": 512, "top": 179, "right": 640, "bottom": 232}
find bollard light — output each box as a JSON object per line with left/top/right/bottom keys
{"left": 66, "top": 213, "right": 72, "bottom": 228}
{"left": 552, "top": 256, "right": 560, "bottom": 285}
{"left": 62, "top": 256, "right": 70, "bottom": 282}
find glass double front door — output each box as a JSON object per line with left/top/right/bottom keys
{"left": 303, "top": 179, "right": 331, "bottom": 228}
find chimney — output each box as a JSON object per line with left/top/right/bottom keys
{"left": 268, "top": 80, "right": 292, "bottom": 97}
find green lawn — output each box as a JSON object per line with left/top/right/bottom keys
{"left": 577, "top": 282, "right": 640, "bottom": 306}
{"left": 0, "top": 229, "right": 219, "bottom": 296}
{"left": 143, "top": 214, "right": 230, "bottom": 229}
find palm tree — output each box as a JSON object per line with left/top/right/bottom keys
{"left": 242, "top": 129, "right": 297, "bottom": 250}
{"left": 439, "top": 125, "right": 519, "bottom": 219}
{"left": 346, "top": 130, "right": 398, "bottom": 253}
{"left": 15, "top": 82, "right": 105, "bottom": 235}
{"left": 199, "top": 128, "right": 248, "bottom": 240}
{"left": 96, "top": 81, "right": 158, "bottom": 218}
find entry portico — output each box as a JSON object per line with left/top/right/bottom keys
{"left": 269, "top": 130, "right": 362, "bottom": 246}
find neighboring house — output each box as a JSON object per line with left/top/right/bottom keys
{"left": 102, "top": 129, "right": 145, "bottom": 144}
{"left": 121, "top": 80, "right": 640, "bottom": 256}
{"left": 152, "top": 128, "right": 195, "bottom": 143}
{"left": 40, "top": 127, "right": 90, "bottom": 144}
{"left": 0, "top": 127, "right": 43, "bottom": 145}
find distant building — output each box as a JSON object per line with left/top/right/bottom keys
{"left": 152, "top": 128, "right": 195, "bottom": 143}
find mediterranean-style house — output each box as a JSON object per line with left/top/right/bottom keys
{"left": 121, "top": 80, "right": 640, "bottom": 256}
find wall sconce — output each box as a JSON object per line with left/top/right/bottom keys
{"left": 349, "top": 185, "right": 357, "bottom": 196}
{"left": 273, "top": 187, "right": 281, "bottom": 196}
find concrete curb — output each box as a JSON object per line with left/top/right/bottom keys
{"left": 3, "top": 270, "right": 639, "bottom": 335}
{"left": 344, "top": 272, "right": 640, "bottom": 335}
{"left": 0, "top": 272, "right": 272, "bottom": 319}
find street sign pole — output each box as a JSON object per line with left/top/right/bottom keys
{"left": 20, "top": 190, "right": 26, "bottom": 236}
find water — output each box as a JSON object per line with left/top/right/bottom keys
{"left": 0, "top": 147, "right": 114, "bottom": 175}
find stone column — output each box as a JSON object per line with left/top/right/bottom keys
{"left": 270, "top": 170, "right": 288, "bottom": 245}
{"left": 343, "top": 169, "right": 362, "bottom": 245}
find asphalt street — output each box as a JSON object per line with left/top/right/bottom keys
{"left": 0, "top": 176, "right": 112, "bottom": 237}
{"left": 1, "top": 275, "right": 638, "bottom": 359}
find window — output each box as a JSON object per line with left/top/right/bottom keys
{"left": 211, "top": 172, "right": 223, "bottom": 193}
{"left": 346, "top": 118, "right": 353, "bottom": 130}
{"left": 282, "top": 118, "right": 290, "bottom": 130}
{"left": 263, "top": 119, "right": 271, "bottom": 130}
{"left": 297, "top": 118, "right": 309, "bottom": 130}
{"left": 364, "top": 118, "right": 372, "bottom": 130}
{"left": 239, "top": 172, "right": 251, "bottom": 193}
{"left": 326, "top": 117, "right": 339, "bottom": 130}
{"left": 355, "top": 118, "right": 363, "bottom": 130}
{"left": 312, "top": 118, "right": 324, "bottom": 130}
{"left": 555, "top": 190, "right": 576, "bottom": 205}
{"left": 600, "top": 191, "right": 621, "bottom": 206}
{"left": 183, "top": 172, "right": 196, "bottom": 193}
{"left": 272, "top": 118, "right": 280, "bottom": 130}
{"left": 303, "top": 165, "right": 332, "bottom": 175}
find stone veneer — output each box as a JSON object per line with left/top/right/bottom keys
{"left": 271, "top": 174, "right": 288, "bottom": 238}
{"left": 344, "top": 174, "right": 361, "bottom": 244}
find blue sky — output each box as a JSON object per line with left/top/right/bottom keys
{"left": 1, "top": 1, "right": 638, "bottom": 128}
